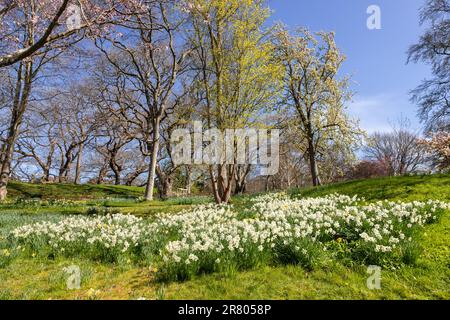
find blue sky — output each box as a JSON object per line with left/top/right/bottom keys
{"left": 267, "top": 0, "right": 430, "bottom": 133}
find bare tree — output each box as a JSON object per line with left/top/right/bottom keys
{"left": 15, "top": 104, "right": 59, "bottom": 182}
{"left": 0, "top": 42, "right": 68, "bottom": 200}
{"left": 93, "top": 112, "right": 133, "bottom": 185}
{"left": 408, "top": 0, "right": 450, "bottom": 133}
{"left": 0, "top": 0, "right": 108, "bottom": 200}
{"left": 123, "top": 156, "right": 148, "bottom": 186}
{"left": 51, "top": 84, "right": 98, "bottom": 183}
{"left": 365, "top": 120, "right": 427, "bottom": 176}
{"left": 95, "top": 0, "right": 190, "bottom": 200}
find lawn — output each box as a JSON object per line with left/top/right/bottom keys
{"left": 0, "top": 175, "right": 449, "bottom": 300}
{"left": 6, "top": 181, "right": 146, "bottom": 200}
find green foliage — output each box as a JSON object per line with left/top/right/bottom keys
{"left": 273, "top": 238, "right": 325, "bottom": 271}
{"left": 190, "top": 0, "right": 283, "bottom": 129}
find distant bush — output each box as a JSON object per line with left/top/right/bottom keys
{"left": 347, "top": 160, "right": 388, "bottom": 180}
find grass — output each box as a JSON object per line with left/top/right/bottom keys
{"left": 2, "top": 181, "right": 212, "bottom": 216}
{"left": 0, "top": 174, "right": 449, "bottom": 300}
{"left": 289, "top": 174, "right": 450, "bottom": 202}
{"left": 7, "top": 181, "right": 145, "bottom": 201}
{"left": 1, "top": 213, "right": 448, "bottom": 300}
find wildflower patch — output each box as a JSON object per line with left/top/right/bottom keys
{"left": 6, "top": 194, "right": 449, "bottom": 281}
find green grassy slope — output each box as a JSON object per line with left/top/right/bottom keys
{"left": 2, "top": 182, "right": 213, "bottom": 217}
{"left": 290, "top": 174, "right": 450, "bottom": 202}
{"left": 6, "top": 181, "right": 145, "bottom": 200}
{"left": 0, "top": 174, "right": 449, "bottom": 300}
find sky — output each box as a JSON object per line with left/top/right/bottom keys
{"left": 267, "top": 0, "right": 431, "bottom": 133}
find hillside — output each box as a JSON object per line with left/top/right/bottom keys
{"left": 6, "top": 181, "right": 145, "bottom": 200}
{"left": 291, "top": 174, "right": 450, "bottom": 202}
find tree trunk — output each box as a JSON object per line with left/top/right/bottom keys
{"left": 186, "top": 166, "right": 192, "bottom": 195}
{"left": 156, "top": 165, "right": 174, "bottom": 200}
{"left": 234, "top": 182, "right": 246, "bottom": 195}
{"left": 210, "top": 164, "right": 235, "bottom": 204}
{"left": 125, "top": 167, "right": 147, "bottom": 186}
{"left": 234, "top": 164, "right": 251, "bottom": 195}
{"left": 110, "top": 160, "right": 122, "bottom": 186}
{"left": 0, "top": 135, "right": 15, "bottom": 202}
{"left": 58, "top": 147, "right": 76, "bottom": 183}
{"left": 157, "top": 176, "right": 173, "bottom": 200}
{"left": 307, "top": 139, "right": 322, "bottom": 187}
{"left": 114, "top": 172, "right": 121, "bottom": 186}
{"left": 74, "top": 143, "right": 84, "bottom": 184}
{"left": 144, "top": 119, "right": 160, "bottom": 201}
{"left": 209, "top": 166, "right": 222, "bottom": 204}
{"left": 42, "top": 167, "right": 51, "bottom": 182}
{"left": 0, "top": 161, "right": 10, "bottom": 201}
{"left": 265, "top": 175, "right": 271, "bottom": 192}
{"left": 0, "top": 62, "right": 32, "bottom": 201}
{"left": 97, "top": 165, "right": 108, "bottom": 185}
{"left": 43, "top": 143, "right": 55, "bottom": 182}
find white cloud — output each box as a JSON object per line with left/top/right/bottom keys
{"left": 348, "top": 93, "right": 421, "bottom": 134}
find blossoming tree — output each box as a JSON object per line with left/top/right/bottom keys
{"left": 0, "top": 0, "right": 144, "bottom": 68}
{"left": 272, "top": 27, "right": 363, "bottom": 187}
{"left": 419, "top": 132, "right": 450, "bottom": 172}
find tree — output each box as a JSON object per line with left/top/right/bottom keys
{"left": 188, "top": 0, "right": 282, "bottom": 203}
{"left": 0, "top": 41, "right": 66, "bottom": 200}
{"left": 317, "top": 141, "right": 358, "bottom": 184}
{"left": 0, "top": 0, "right": 142, "bottom": 200}
{"left": 419, "top": 132, "right": 450, "bottom": 172}
{"left": 15, "top": 103, "right": 60, "bottom": 182}
{"left": 93, "top": 109, "right": 134, "bottom": 185}
{"left": 273, "top": 27, "right": 362, "bottom": 186}
{"left": 408, "top": 0, "right": 450, "bottom": 133}
{"left": 365, "top": 120, "right": 427, "bottom": 176}
{"left": 95, "top": 0, "right": 191, "bottom": 201}
{"left": 265, "top": 142, "right": 306, "bottom": 191}
{"left": 155, "top": 89, "right": 195, "bottom": 199}
{"left": 52, "top": 85, "right": 98, "bottom": 183}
